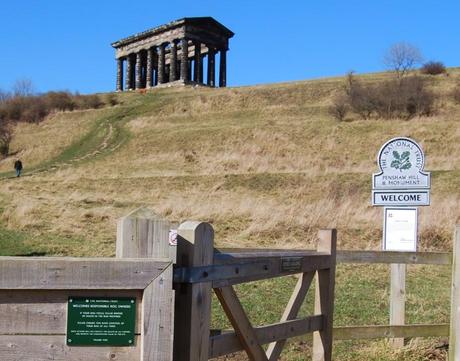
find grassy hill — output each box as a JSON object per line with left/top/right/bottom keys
{"left": 0, "top": 69, "right": 459, "bottom": 360}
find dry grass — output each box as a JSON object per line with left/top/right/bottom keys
{"left": 0, "top": 70, "right": 460, "bottom": 254}
{"left": 0, "top": 70, "right": 459, "bottom": 360}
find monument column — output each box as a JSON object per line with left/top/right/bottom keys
{"left": 135, "top": 52, "right": 142, "bottom": 89}
{"left": 158, "top": 43, "right": 166, "bottom": 84}
{"left": 169, "top": 41, "right": 178, "bottom": 82}
{"left": 116, "top": 58, "right": 123, "bottom": 91}
{"left": 125, "top": 55, "right": 134, "bottom": 90}
{"left": 146, "top": 48, "right": 154, "bottom": 88}
{"left": 180, "top": 38, "right": 189, "bottom": 82}
{"left": 207, "top": 48, "right": 215, "bottom": 87}
{"left": 193, "top": 41, "right": 202, "bottom": 83}
{"left": 219, "top": 49, "right": 227, "bottom": 87}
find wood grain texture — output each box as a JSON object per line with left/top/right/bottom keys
{"left": 0, "top": 335, "right": 139, "bottom": 361}
{"left": 142, "top": 264, "right": 174, "bottom": 361}
{"left": 313, "top": 229, "right": 337, "bottom": 361}
{"left": 334, "top": 324, "right": 449, "bottom": 340}
{"left": 449, "top": 226, "right": 460, "bottom": 361}
{"left": 116, "top": 208, "right": 174, "bottom": 361}
{"left": 216, "top": 249, "right": 451, "bottom": 265}
{"left": 389, "top": 263, "right": 406, "bottom": 348}
{"left": 214, "top": 286, "right": 268, "bottom": 361}
{"left": 0, "top": 290, "right": 142, "bottom": 335}
{"left": 174, "top": 221, "right": 214, "bottom": 361}
{"left": 337, "top": 250, "right": 451, "bottom": 265}
{"left": 266, "top": 272, "right": 315, "bottom": 360}
{"left": 0, "top": 258, "right": 170, "bottom": 290}
{"left": 209, "top": 316, "right": 323, "bottom": 358}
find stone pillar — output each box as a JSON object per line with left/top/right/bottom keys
{"left": 135, "top": 52, "right": 142, "bottom": 89}
{"left": 193, "top": 41, "right": 201, "bottom": 83}
{"left": 219, "top": 49, "right": 227, "bottom": 87}
{"left": 125, "top": 55, "right": 134, "bottom": 90}
{"left": 169, "top": 41, "right": 178, "bottom": 82}
{"left": 158, "top": 44, "right": 166, "bottom": 84}
{"left": 146, "top": 48, "right": 154, "bottom": 88}
{"left": 207, "top": 48, "right": 215, "bottom": 87}
{"left": 116, "top": 58, "right": 123, "bottom": 91}
{"left": 180, "top": 38, "right": 189, "bottom": 82}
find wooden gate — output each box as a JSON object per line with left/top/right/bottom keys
{"left": 173, "top": 222, "right": 336, "bottom": 361}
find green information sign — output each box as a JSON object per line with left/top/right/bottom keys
{"left": 67, "top": 297, "right": 136, "bottom": 346}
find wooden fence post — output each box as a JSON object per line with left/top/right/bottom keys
{"left": 313, "top": 229, "right": 337, "bottom": 361}
{"left": 449, "top": 225, "right": 460, "bottom": 361}
{"left": 390, "top": 263, "right": 406, "bottom": 348}
{"left": 173, "top": 221, "right": 214, "bottom": 361}
{"left": 116, "top": 207, "right": 174, "bottom": 361}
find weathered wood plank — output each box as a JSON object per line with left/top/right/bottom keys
{"left": 116, "top": 208, "right": 174, "bottom": 361}
{"left": 449, "top": 225, "right": 460, "bottom": 361}
{"left": 0, "top": 335, "right": 140, "bottom": 361}
{"left": 0, "top": 258, "right": 170, "bottom": 290}
{"left": 214, "top": 286, "right": 268, "bottom": 360}
{"left": 334, "top": 324, "right": 449, "bottom": 340}
{"left": 142, "top": 264, "right": 174, "bottom": 361}
{"left": 390, "top": 263, "right": 406, "bottom": 348}
{"left": 0, "top": 290, "right": 142, "bottom": 335}
{"left": 116, "top": 207, "right": 171, "bottom": 260}
{"left": 313, "top": 229, "right": 337, "bottom": 361}
{"left": 266, "top": 272, "right": 315, "bottom": 360}
{"left": 210, "top": 255, "right": 331, "bottom": 287}
{"left": 209, "top": 316, "right": 323, "bottom": 358}
{"left": 174, "top": 222, "right": 214, "bottom": 361}
{"left": 216, "top": 249, "right": 452, "bottom": 265}
{"left": 337, "top": 250, "right": 451, "bottom": 265}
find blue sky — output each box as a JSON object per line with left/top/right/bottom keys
{"left": 0, "top": 0, "right": 459, "bottom": 94}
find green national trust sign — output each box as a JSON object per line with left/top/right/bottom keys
{"left": 372, "top": 137, "right": 431, "bottom": 206}
{"left": 67, "top": 297, "right": 136, "bottom": 346}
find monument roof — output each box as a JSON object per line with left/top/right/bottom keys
{"left": 111, "top": 17, "right": 234, "bottom": 48}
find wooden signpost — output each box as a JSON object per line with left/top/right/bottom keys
{"left": 372, "top": 137, "right": 431, "bottom": 348}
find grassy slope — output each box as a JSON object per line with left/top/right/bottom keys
{"left": 0, "top": 70, "right": 458, "bottom": 360}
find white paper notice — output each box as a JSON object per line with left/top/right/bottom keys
{"left": 383, "top": 208, "right": 418, "bottom": 252}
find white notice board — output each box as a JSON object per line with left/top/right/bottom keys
{"left": 383, "top": 207, "right": 418, "bottom": 252}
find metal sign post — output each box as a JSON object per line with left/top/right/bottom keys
{"left": 372, "top": 137, "right": 431, "bottom": 348}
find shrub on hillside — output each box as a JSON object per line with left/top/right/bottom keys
{"left": 329, "top": 94, "right": 348, "bottom": 121}
{"left": 104, "top": 93, "right": 119, "bottom": 106}
{"left": 336, "top": 73, "right": 436, "bottom": 120}
{"left": 452, "top": 84, "right": 460, "bottom": 104}
{"left": 44, "top": 91, "right": 76, "bottom": 111}
{"left": 0, "top": 92, "right": 105, "bottom": 124}
{"left": 74, "top": 94, "right": 103, "bottom": 109}
{"left": 420, "top": 61, "right": 446, "bottom": 75}
{"left": 0, "top": 120, "right": 12, "bottom": 156}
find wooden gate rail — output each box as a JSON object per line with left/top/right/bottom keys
{"left": 173, "top": 223, "right": 336, "bottom": 361}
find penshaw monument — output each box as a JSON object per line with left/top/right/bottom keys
{"left": 111, "top": 17, "right": 234, "bottom": 91}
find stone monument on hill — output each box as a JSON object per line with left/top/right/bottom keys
{"left": 111, "top": 17, "right": 234, "bottom": 91}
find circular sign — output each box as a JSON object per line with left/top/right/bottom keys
{"left": 377, "top": 137, "right": 425, "bottom": 173}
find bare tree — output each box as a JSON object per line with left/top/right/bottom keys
{"left": 0, "top": 120, "right": 12, "bottom": 156}
{"left": 12, "top": 78, "right": 35, "bottom": 97}
{"left": 0, "top": 88, "right": 11, "bottom": 103}
{"left": 384, "top": 42, "right": 423, "bottom": 78}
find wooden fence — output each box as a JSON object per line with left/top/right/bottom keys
{"left": 173, "top": 223, "right": 337, "bottom": 361}
{"left": 0, "top": 207, "right": 458, "bottom": 361}
{"left": 0, "top": 208, "right": 175, "bottom": 361}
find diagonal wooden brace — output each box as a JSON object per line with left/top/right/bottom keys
{"left": 266, "top": 271, "right": 315, "bottom": 360}
{"left": 214, "top": 286, "right": 269, "bottom": 361}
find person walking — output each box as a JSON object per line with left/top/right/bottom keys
{"left": 14, "top": 159, "right": 23, "bottom": 177}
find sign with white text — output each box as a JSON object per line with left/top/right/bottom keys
{"left": 383, "top": 208, "right": 418, "bottom": 251}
